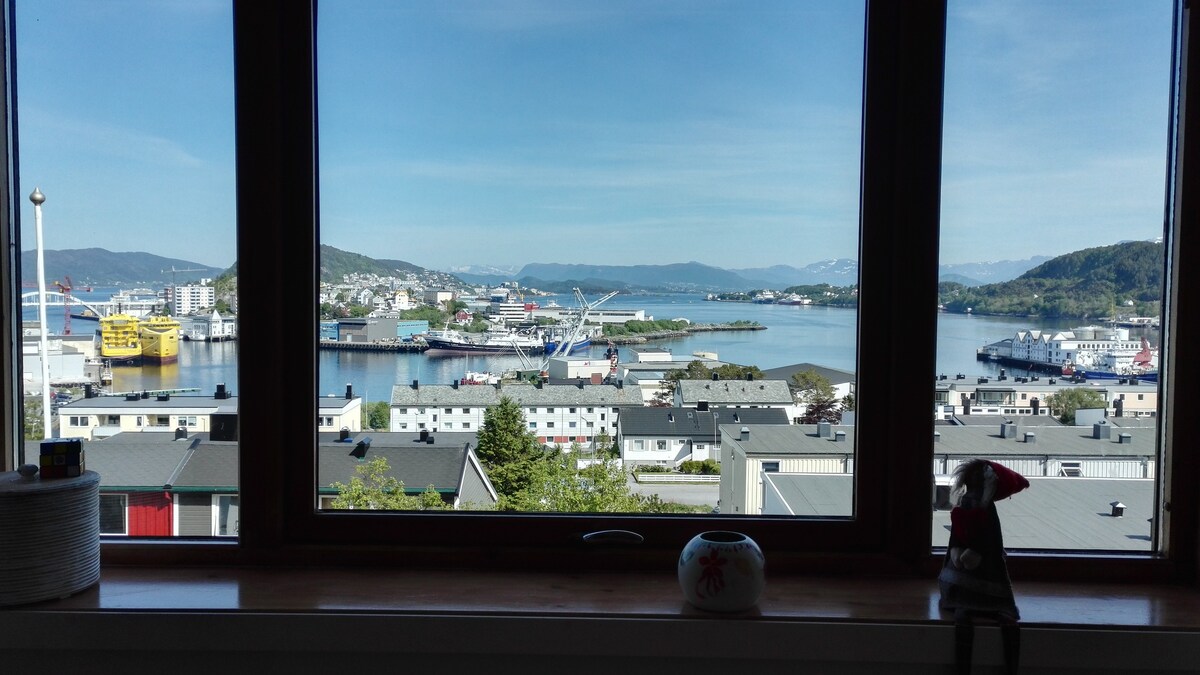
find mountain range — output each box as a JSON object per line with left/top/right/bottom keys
{"left": 21, "top": 246, "right": 1056, "bottom": 293}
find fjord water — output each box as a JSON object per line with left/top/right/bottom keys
{"left": 39, "top": 293, "right": 1100, "bottom": 398}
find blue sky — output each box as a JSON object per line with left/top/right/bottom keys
{"left": 15, "top": 1, "right": 1175, "bottom": 272}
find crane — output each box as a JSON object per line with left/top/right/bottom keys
{"left": 52, "top": 275, "right": 76, "bottom": 335}
{"left": 161, "top": 266, "right": 206, "bottom": 287}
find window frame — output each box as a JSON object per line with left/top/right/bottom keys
{"left": 0, "top": 0, "right": 1193, "bottom": 584}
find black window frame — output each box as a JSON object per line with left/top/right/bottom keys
{"left": 0, "top": 0, "right": 1194, "bottom": 583}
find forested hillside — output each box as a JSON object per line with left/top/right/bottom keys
{"left": 937, "top": 241, "right": 1162, "bottom": 318}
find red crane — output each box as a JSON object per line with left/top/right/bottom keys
{"left": 53, "top": 275, "right": 76, "bottom": 335}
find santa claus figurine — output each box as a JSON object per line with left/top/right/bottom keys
{"left": 939, "top": 458, "right": 1030, "bottom": 675}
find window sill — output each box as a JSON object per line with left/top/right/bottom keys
{"left": 2, "top": 565, "right": 1198, "bottom": 673}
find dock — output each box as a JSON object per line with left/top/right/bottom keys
{"left": 319, "top": 340, "right": 427, "bottom": 353}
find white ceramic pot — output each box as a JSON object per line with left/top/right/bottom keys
{"left": 677, "top": 530, "right": 765, "bottom": 612}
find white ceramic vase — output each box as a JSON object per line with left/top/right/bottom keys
{"left": 677, "top": 530, "right": 765, "bottom": 612}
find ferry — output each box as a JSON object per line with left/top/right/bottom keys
{"left": 96, "top": 313, "right": 142, "bottom": 364}
{"left": 140, "top": 315, "right": 182, "bottom": 365}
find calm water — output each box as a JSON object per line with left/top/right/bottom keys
{"left": 26, "top": 290, "right": 1140, "bottom": 398}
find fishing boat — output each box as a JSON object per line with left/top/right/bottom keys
{"left": 96, "top": 313, "right": 142, "bottom": 364}
{"left": 423, "top": 324, "right": 546, "bottom": 355}
{"left": 140, "top": 315, "right": 182, "bottom": 364}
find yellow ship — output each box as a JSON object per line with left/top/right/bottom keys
{"left": 139, "top": 315, "right": 182, "bottom": 365}
{"left": 97, "top": 314, "right": 142, "bottom": 363}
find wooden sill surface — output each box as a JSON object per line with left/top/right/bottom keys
{"left": 9, "top": 565, "right": 1200, "bottom": 631}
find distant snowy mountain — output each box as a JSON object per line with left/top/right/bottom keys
{"left": 937, "top": 257, "right": 1051, "bottom": 286}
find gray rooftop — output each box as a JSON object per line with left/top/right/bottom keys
{"left": 677, "top": 378, "right": 793, "bottom": 405}
{"left": 763, "top": 474, "right": 1153, "bottom": 551}
{"left": 618, "top": 407, "right": 788, "bottom": 438}
{"left": 759, "top": 363, "right": 855, "bottom": 386}
{"left": 726, "top": 424, "right": 1155, "bottom": 459}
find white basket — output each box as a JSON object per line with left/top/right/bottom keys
{"left": 0, "top": 470, "right": 101, "bottom": 607}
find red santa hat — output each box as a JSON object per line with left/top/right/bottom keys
{"left": 984, "top": 460, "right": 1030, "bottom": 502}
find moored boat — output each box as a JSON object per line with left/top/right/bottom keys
{"left": 97, "top": 313, "right": 142, "bottom": 364}
{"left": 140, "top": 315, "right": 182, "bottom": 364}
{"left": 423, "top": 325, "right": 546, "bottom": 355}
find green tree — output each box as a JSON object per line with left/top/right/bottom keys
{"left": 362, "top": 401, "right": 390, "bottom": 430}
{"left": 329, "top": 456, "right": 420, "bottom": 510}
{"left": 475, "top": 396, "right": 551, "bottom": 496}
{"left": 23, "top": 397, "right": 44, "bottom": 440}
{"left": 594, "top": 428, "right": 618, "bottom": 459}
{"left": 1045, "top": 387, "right": 1108, "bottom": 425}
{"left": 791, "top": 370, "right": 841, "bottom": 423}
{"left": 501, "top": 447, "right": 645, "bottom": 512}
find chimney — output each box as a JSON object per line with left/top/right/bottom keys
{"left": 1001, "top": 421, "right": 1017, "bottom": 439}
{"left": 215, "top": 383, "right": 227, "bottom": 399}
{"left": 577, "top": 380, "right": 585, "bottom": 389}
{"left": 494, "top": 381, "right": 502, "bottom": 390}
{"left": 412, "top": 379, "right": 419, "bottom": 389}
{"left": 1115, "top": 398, "right": 1124, "bottom": 417}
{"left": 1024, "top": 432, "right": 1037, "bottom": 444}
{"left": 345, "top": 383, "right": 353, "bottom": 399}
{"left": 934, "top": 431, "right": 941, "bottom": 442}
{"left": 739, "top": 426, "right": 750, "bottom": 441}
{"left": 452, "top": 380, "right": 459, "bottom": 389}
{"left": 1110, "top": 501, "right": 1126, "bottom": 518}
{"left": 712, "top": 373, "right": 719, "bottom": 381}
{"left": 1119, "top": 433, "right": 1133, "bottom": 444}
{"left": 420, "top": 429, "right": 429, "bottom": 442}
{"left": 746, "top": 372, "right": 753, "bottom": 381}
{"left": 141, "top": 390, "right": 149, "bottom": 399}
{"left": 339, "top": 427, "right": 350, "bottom": 441}
{"left": 818, "top": 421, "right": 832, "bottom": 438}
{"left": 834, "top": 431, "right": 846, "bottom": 442}
{"left": 1093, "top": 421, "right": 1111, "bottom": 440}
{"left": 157, "top": 393, "right": 170, "bottom": 401}
{"left": 616, "top": 380, "right": 623, "bottom": 389}
{"left": 84, "top": 383, "right": 94, "bottom": 399}
{"left": 697, "top": 400, "right": 708, "bottom": 411}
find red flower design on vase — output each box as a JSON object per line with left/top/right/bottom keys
{"left": 695, "top": 546, "right": 728, "bottom": 599}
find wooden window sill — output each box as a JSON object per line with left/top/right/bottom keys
{"left": 2, "top": 566, "right": 1198, "bottom": 673}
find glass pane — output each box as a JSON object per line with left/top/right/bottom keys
{"left": 17, "top": 2, "right": 238, "bottom": 537}
{"left": 936, "top": 1, "right": 1173, "bottom": 551}
{"left": 317, "top": 1, "right": 863, "bottom": 516}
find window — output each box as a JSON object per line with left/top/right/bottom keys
{"left": 462, "top": 408, "right": 470, "bottom": 414}
{"left": 762, "top": 462, "right": 780, "bottom": 473}
{"left": 444, "top": 408, "right": 452, "bottom": 414}
{"left": 462, "top": 422, "right": 470, "bottom": 430}
{"left": 69, "top": 415, "right": 85, "bottom": 426}
{"left": 178, "top": 416, "right": 198, "bottom": 428}
{"left": 634, "top": 440, "right": 644, "bottom": 451}
{"left": 2, "top": 2, "right": 1190, "bottom": 582}
{"left": 935, "top": 0, "right": 1175, "bottom": 553}
{"left": 98, "top": 494, "right": 127, "bottom": 535}
{"left": 656, "top": 440, "right": 667, "bottom": 451}
{"left": 214, "top": 495, "right": 239, "bottom": 536}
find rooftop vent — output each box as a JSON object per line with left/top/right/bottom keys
{"left": 215, "top": 383, "right": 228, "bottom": 399}
{"left": 1024, "top": 432, "right": 1037, "bottom": 444}
{"left": 667, "top": 413, "right": 674, "bottom": 423}
{"left": 834, "top": 430, "right": 846, "bottom": 442}
{"left": 345, "top": 383, "right": 353, "bottom": 399}
{"left": 339, "top": 427, "right": 351, "bottom": 441}
{"left": 419, "top": 429, "right": 429, "bottom": 442}
{"left": 426, "top": 435, "right": 435, "bottom": 444}
{"left": 1110, "top": 501, "right": 1126, "bottom": 518}
{"left": 934, "top": 431, "right": 941, "bottom": 442}
{"left": 125, "top": 393, "right": 140, "bottom": 402}
{"left": 349, "top": 437, "right": 371, "bottom": 459}
{"left": 1093, "top": 421, "right": 1112, "bottom": 440}
{"left": 1001, "top": 421, "right": 1017, "bottom": 439}
{"left": 156, "top": 393, "right": 170, "bottom": 401}
{"left": 174, "top": 427, "right": 188, "bottom": 440}
{"left": 697, "top": 401, "right": 708, "bottom": 411}
{"left": 1119, "top": 433, "right": 1133, "bottom": 444}
{"left": 739, "top": 426, "right": 750, "bottom": 441}
{"left": 818, "top": 421, "right": 833, "bottom": 438}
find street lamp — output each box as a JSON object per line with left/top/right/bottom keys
{"left": 31, "top": 187, "right": 51, "bottom": 439}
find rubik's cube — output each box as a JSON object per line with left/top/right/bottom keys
{"left": 39, "top": 438, "right": 85, "bottom": 479}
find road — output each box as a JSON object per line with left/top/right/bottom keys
{"left": 626, "top": 474, "right": 719, "bottom": 509}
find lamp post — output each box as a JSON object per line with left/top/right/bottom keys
{"left": 31, "top": 187, "right": 51, "bottom": 439}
